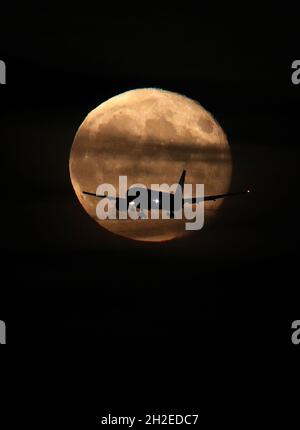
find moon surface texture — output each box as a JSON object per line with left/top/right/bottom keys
{"left": 69, "top": 88, "right": 232, "bottom": 242}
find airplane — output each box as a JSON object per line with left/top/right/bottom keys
{"left": 82, "top": 170, "right": 250, "bottom": 218}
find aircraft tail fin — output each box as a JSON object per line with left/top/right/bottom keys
{"left": 176, "top": 169, "right": 186, "bottom": 194}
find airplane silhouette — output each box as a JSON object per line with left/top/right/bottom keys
{"left": 83, "top": 170, "right": 250, "bottom": 218}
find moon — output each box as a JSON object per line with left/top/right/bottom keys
{"left": 69, "top": 88, "right": 232, "bottom": 242}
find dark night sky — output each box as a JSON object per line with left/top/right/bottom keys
{"left": 0, "top": 3, "right": 299, "bottom": 408}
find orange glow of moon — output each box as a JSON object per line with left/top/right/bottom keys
{"left": 69, "top": 88, "right": 232, "bottom": 242}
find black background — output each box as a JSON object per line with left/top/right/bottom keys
{"left": 0, "top": 2, "right": 299, "bottom": 410}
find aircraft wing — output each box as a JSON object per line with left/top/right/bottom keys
{"left": 82, "top": 191, "right": 135, "bottom": 205}
{"left": 184, "top": 189, "right": 250, "bottom": 204}
{"left": 83, "top": 191, "right": 117, "bottom": 200}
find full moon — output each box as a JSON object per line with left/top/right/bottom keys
{"left": 69, "top": 88, "right": 232, "bottom": 242}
